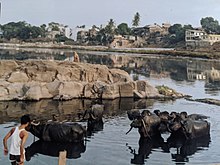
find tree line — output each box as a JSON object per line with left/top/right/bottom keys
{"left": 0, "top": 13, "right": 220, "bottom": 47}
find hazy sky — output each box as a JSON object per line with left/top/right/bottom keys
{"left": 1, "top": 0, "right": 220, "bottom": 28}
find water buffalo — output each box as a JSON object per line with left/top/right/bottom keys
{"left": 154, "top": 110, "right": 171, "bottom": 133}
{"left": 179, "top": 111, "right": 209, "bottom": 121}
{"left": 27, "top": 122, "right": 86, "bottom": 143}
{"left": 169, "top": 118, "right": 210, "bottom": 139}
{"left": 82, "top": 104, "right": 104, "bottom": 123}
{"left": 127, "top": 109, "right": 141, "bottom": 121}
{"left": 25, "top": 140, "right": 86, "bottom": 161}
{"left": 127, "top": 110, "right": 161, "bottom": 138}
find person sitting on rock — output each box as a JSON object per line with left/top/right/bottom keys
{"left": 74, "top": 51, "right": 80, "bottom": 62}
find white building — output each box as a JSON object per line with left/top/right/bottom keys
{"left": 185, "top": 29, "right": 220, "bottom": 49}
{"left": 47, "top": 23, "right": 72, "bottom": 39}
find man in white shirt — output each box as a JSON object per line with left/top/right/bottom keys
{"left": 3, "top": 115, "right": 30, "bottom": 165}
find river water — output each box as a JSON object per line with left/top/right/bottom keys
{"left": 0, "top": 49, "right": 220, "bottom": 165}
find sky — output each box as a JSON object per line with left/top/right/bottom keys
{"left": 1, "top": 0, "right": 220, "bottom": 29}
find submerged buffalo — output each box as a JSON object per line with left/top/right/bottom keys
{"left": 169, "top": 118, "right": 210, "bottom": 139}
{"left": 127, "top": 110, "right": 161, "bottom": 138}
{"left": 127, "top": 109, "right": 211, "bottom": 140}
{"left": 27, "top": 122, "right": 86, "bottom": 143}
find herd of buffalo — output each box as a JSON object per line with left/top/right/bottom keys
{"left": 24, "top": 104, "right": 211, "bottom": 163}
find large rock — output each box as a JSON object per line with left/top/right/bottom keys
{"left": 0, "top": 60, "right": 18, "bottom": 78}
{"left": 7, "top": 83, "right": 25, "bottom": 99}
{"left": 0, "top": 86, "right": 8, "bottom": 100}
{"left": 119, "top": 81, "right": 136, "bottom": 97}
{"left": 135, "top": 80, "right": 162, "bottom": 98}
{"left": 7, "top": 71, "right": 29, "bottom": 83}
{"left": 0, "top": 60, "right": 184, "bottom": 101}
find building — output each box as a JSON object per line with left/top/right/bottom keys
{"left": 185, "top": 29, "right": 220, "bottom": 49}
{"left": 147, "top": 23, "right": 171, "bottom": 35}
{"left": 132, "top": 23, "right": 171, "bottom": 37}
{"left": 46, "top": 23, "right": 72, "bottom": 39}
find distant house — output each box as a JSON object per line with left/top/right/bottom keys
{"left": 132, "top": 23, "right": 171, "bottom": 38}
{"left": 146, "top": 23, "right": 171, "bottom": 35}
{"left": 46, "top": 23, "right": 72, "bottom": 39}
{"left": 76, "top": 30, "right": 89, "bottom": 43}
{"left": 185, "top": 29, "right": 220, "bottom": 49}
{"left": 46, "top": 31, "right": 60, "bottom": 39}
{"left": 110, "top": 35, "right": 132, "bottom": 48}
{"left": 132, "top": 26, "right": 149, "bottom": 37}
{"left": 109, "top": 34, "right": 146, "bottom": 48}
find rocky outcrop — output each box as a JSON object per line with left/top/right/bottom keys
{"left": 0, "top": 60, "right": 184, "bottom": 101}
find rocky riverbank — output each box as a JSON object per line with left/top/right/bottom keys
{"left": 0, "top": 60, "right": 185, "bottom": 101}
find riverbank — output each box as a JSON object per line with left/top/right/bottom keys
{"left": 1, "top": 42, "right": 220, "bottom": 60}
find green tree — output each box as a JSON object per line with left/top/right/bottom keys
{"left": 55, "top": 34, "right": 68, "bottom": 42}
{"left": 52, "top": 26, "right": 59, "bottom": 31}
{"left": 168, "top": 24, "right": 193, "bottom": 44}
{"left": 30, "top": 26, "right": 44, "bottom": 38}
{"left": 200, "top": 17, "right": 220, "bottom": 34}
{"left": 1, "top": 21, "right": 44, "bottom": 40}
{"left": 105, "top": 19, "right": 116, "bottom": 35}
{"left": 168, "top": 24, "right": 182, "bottom": 34}
{"left": 40, "top": 24, "right": 47, "bottom": 37}
{"left": 116, "top": 23, "right": 131, "bottom": 35}
{"left": 132, "top": 12, "right": 140, "bottom": 27}
{"left": 1, "top": 21, "right": 28, "bottom": 40}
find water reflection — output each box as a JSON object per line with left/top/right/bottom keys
{"left": 168, "top": 134, "right": 211, "bottom": 164}
{"left": 128, "top": 134, "right": 211, "bottom": 165}
{"left": 128, "top": 135, "right": 165, "bottom": 164}
{"left": 25, "top": 140, "right": 86, "bottom": 161}
{"left": 0, "top": 98, "right": 157, "bottom": 123}
{"left": 86, "top": 120, "right": 104, "bottom": 138}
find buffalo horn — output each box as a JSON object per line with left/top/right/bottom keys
{"left": 31, "top": 121, "right": 40, "bottom": 126}
{"left": 126, "top": 126, "right": 133, "bottom": 134}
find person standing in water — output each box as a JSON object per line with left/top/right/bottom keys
{"left": 3, "top": 115, "right": 31, "bottom": 165}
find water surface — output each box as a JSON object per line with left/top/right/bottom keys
{"left": 0, "top": 50, "right": 220, "bottom": 165}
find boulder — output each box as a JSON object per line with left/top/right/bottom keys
{"left": 0, "top": 60, "right": 18, "bottom": 78}
{"left": 119, "top": 81, "right": 136, "bottom": 97}
{"left": 0, "top": 60, "right": 185, "bottom": 101}
{"left": 7, "top": 83, "right": 25, "bottom": 99}
{"left": 57, "top": 81, "right": 84, "bottom": 99}
{"left": 24, "top": 84, "right": 42, "bottom": 100}
{"left": 0, "top": 86, "right": 8, "bottom": 100}
{"left": 136, "top": 80, "right": 162, "bottom": 98}
{"left": 7, "top": 71, "right": 29, "bottom": 83}
{"left": 102, "top": 83, "right": 120, "bottom": 99}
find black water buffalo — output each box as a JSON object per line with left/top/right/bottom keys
{"left": 169, "top": 118, "right": 210, "bottom": 139}
{"left": 127, "top": 110, "right": 161, "bottom": 138}
{"left": 82, "top": 104, "right": 104, "bottom": 123}
{"left": 154, "top": 110, "right": 171, "bottom": 133}
{"left": 127, "top": 109, "right": 141, "bottom": 121}
{"left": 179, "top": 111, "right": 209, "bottom": 121}
{"left": 25, "top": 140, "right": 86, "bottom": 161}
{"left": 79, "top": 104, "right": 104, "bottom": 137}
{"left": 27, "top": 122, "right": 86, "bottom": 143}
